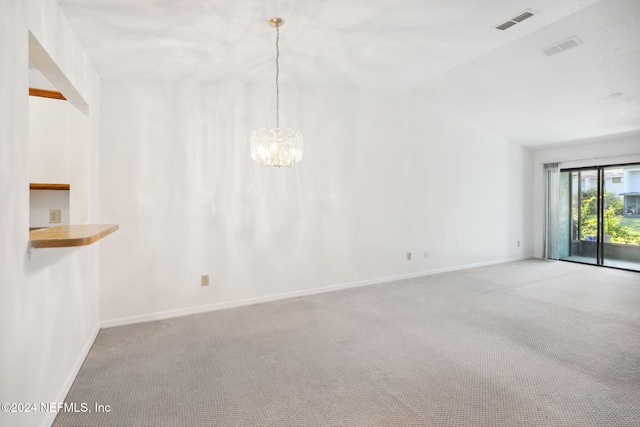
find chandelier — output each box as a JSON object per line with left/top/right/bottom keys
{"left": 250, "top": 18, "right": 303, "bottom": 168}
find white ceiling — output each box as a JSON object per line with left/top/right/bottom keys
{"left": 57, "top": 0, "right": 640, "bottom": 148}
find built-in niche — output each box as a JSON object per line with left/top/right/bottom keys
{"left": 29, "top": 65, "right": 71, "bottom": 229}
{"left": 28, "top": 32, "right": 91, "bottom": 231}
{"left": 27, "top": 32, "right": 118, "bottom": 253}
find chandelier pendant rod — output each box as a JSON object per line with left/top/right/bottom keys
{"left": 275, "top": 25, "right": 280, "bottom": 129}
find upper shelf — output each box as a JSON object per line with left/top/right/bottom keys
{"left": 29, "top": 224, "right": 119, "bottom": 249}
{"left": 30, "top": 183, "right": 70, "bottom": 191}
{"left": 29, "top": 88, "right": 66, "bottom": 100}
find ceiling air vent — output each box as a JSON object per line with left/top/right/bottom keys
{"left": 542, "top": 36, "right": 582, "bottom": 56}
{"left": 512, "top": 11, "right": 535, "bottom": 22}
{"left": 495, "top": 9, "right": 536, "bottom": 31}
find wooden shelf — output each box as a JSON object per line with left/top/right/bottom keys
{"left": 29, "top": 88, "right": 66, "bottom": 100}
{"left": 30, "top": 183, "right": 70, "bottom": 191}
{"left": 29, "top": 224, "right": 119, "bottom": 249}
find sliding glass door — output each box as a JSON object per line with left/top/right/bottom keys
{"left": 559, "top": 164, "right": 640, "bottom": 272}
{"left": 602, "top": 165, "right": 640, "bottom": 270}
{"left": 559, "top": 169, "right": 599, "bottom": 265}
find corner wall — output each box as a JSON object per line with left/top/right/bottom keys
{"left": 99, "top": 80, "right": 533, "bottom": 325}
{"left": 0, "top": 1, "right": 101, "bottom": 427}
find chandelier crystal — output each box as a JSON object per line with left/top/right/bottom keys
{"left": 250, "top": 17, "right": 303, "bottom": 168}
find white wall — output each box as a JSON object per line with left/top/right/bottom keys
{"left": 29, "top": 96, "right": 71, "bottom": 184}
{"left": 405, "top": 98, "right": 534, "bottom": 269}
{"left": 532, "top": 133, "right": 640, "bottom": 257}
{"left": 29, "top": 67, "right": 56, "bottom": 91}
{"left": 99, "top": 79, "right": 533, "bottom": 325}
{"left": 0, "top": 1, "right": 101, "bottom": 427}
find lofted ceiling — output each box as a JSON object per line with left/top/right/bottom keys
{"left": 57, "top": 0, "right": 640, "bottom": 148}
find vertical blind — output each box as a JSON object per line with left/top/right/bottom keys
{"left": 543, "top": 163, "right": 560, "bottom": 260}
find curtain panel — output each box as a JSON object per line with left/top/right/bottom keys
{"left": 543, "top": 163, "right": 560, "bottom": 259}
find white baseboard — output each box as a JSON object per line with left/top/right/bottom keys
{"left": 101, "top": 256, "right": 532, "bottom": 329}
{"left": 40, "top": 323, "right": 101, "bottom": 427}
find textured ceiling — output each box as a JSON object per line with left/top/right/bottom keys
{"left": 57, "top": 0, "right": 640, "bottom": 147}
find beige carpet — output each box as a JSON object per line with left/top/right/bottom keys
{"left": 54, "top": 259, "right": 640, "bottom": 426}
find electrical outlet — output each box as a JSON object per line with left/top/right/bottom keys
{"left": 406, "top": 252, "right": 412, "bottom": 261}
{"left": 201, "top": 275, "right": 209, "bottom": 286}
{"left": 49, "top": 209, "right": 61, "bottom": 223}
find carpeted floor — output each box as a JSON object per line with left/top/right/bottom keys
{"left": 54, "top": 259, "right": 640, "bottom": 426}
